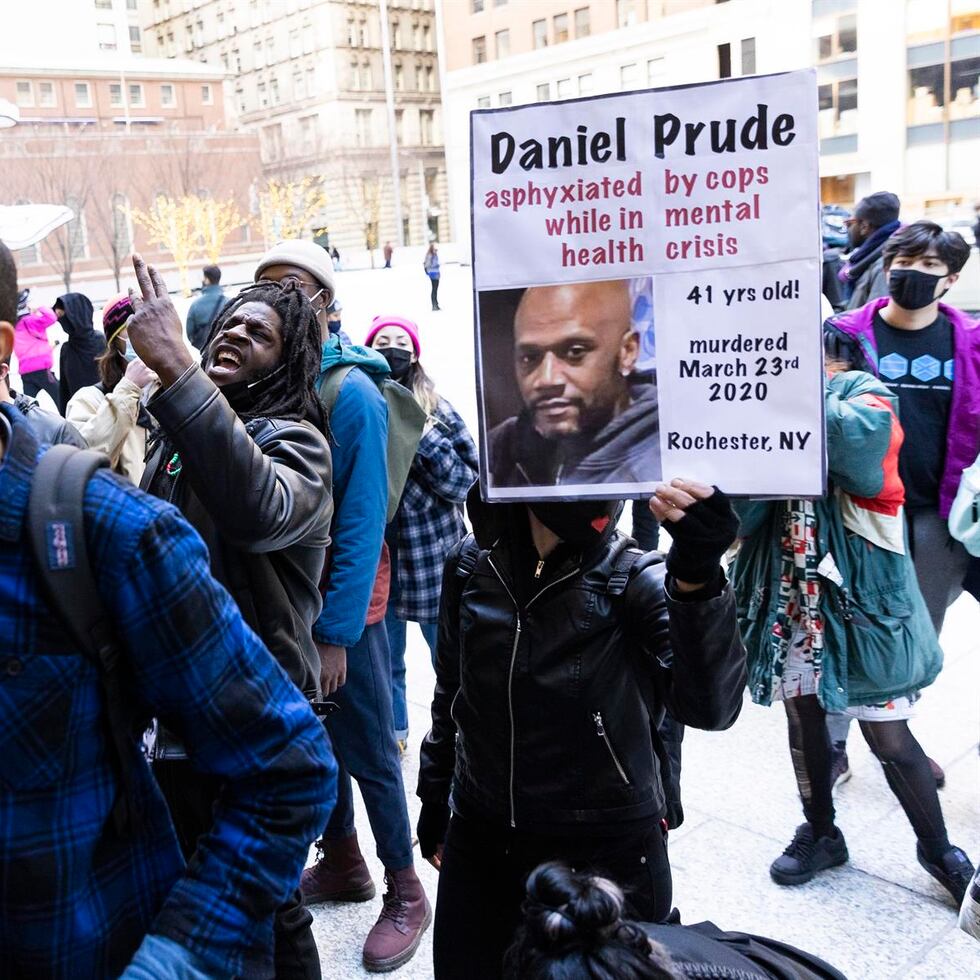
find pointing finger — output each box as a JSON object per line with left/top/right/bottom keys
{"left": 132, "top": 254, "right": 154, "bottom": 303}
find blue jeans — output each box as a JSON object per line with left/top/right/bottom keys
{"left": 322, "top": 621, "right": 414, "bottom": 870}
{"left": 385, "top": 609, "right": 438, "bottom": 740}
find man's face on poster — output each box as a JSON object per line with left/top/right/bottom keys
{"left": 513, "top": 280, "right": 638, "bottom": 440}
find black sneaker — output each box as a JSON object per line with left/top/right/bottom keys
{"left": 830, "top": 748, "right": 851, "bottom": 792}
{"left": 770, "top": 823, "right": 848, "bottom": 886}
{"left": 917, "top": 843, "right": 975, "bottom": 905}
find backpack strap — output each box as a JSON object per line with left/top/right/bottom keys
{"left": 316, "top": 364, "right": 356, "bottom": 444}
{"left": 606, "top": 545, "right": 648, "bottom": 597}
{"left": 27, "top": 445, "right": 142, "bottom": 835}
{"left": 454, "top": 536, "right": 481, "bottom": 582}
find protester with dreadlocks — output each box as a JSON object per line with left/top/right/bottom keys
{"left": 127, "top": 254, "right": 334, "bottom": 980}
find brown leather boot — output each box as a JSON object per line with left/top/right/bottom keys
{"left": 362, "top": 865, "right": 431, "bottom": 972}
{"left": 299, "top": 833, "right": 376, "bottom": 904}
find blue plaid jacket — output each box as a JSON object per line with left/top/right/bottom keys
{"left": 0, "top": 404, "right": 336, "bottom": 980}
{"left": 391, "top": 398, "right": 478, "bottom": 622}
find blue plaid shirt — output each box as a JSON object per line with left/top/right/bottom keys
{"left": 391, "top": 398, "right": 478, "bottom": 622}
{"left": 0, "top": 404, "right": 336, "bottom": 980}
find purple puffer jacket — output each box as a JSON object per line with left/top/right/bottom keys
{"left": 14, "top": 306, "right": 56, "bottom": 374}
{"left": 825, "top": 296, "right": 980, "bottom": 518}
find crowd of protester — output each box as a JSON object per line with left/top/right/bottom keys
{"left": 0, "top": 207, "right": 978, "bottom": 980}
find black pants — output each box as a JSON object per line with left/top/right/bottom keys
{"left": 430, "top": 276, "right": 440, "bottom": 309}
{"left": 154, "top": 759, "right": 322, "bottom": 980}
{"left": 21, "top": 369, "right": 61, "bottom": 409}
{"left": 433, "top": 810, "right": 671, "bottom": 980}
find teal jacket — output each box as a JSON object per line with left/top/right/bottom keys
{"left": 730, "top": 371, "right": 942, "bottom": 712}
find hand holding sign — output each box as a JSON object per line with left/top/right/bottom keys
{"left": 651, "top": 479, "right": 738, "bottom": 590}
{"left": 127, "top": 254, "right": 194, "bottom": 388}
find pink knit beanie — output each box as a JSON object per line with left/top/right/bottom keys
{"left": 365, "top": 314, "right": 421, "bottom": 356}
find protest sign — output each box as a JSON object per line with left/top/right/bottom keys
{"left": 471, "top": 69, "right": 825, "bottom": 502}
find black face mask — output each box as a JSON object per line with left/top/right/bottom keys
{"left": 220, "top": 363, "right": 286, "bottom": 414}
{"left": 888, "top": 268, "right": 947, "bottom": 311}
{"left": 527, "top": 500, "right": 615, "bottom": 546}
{"left": 378, "top": 346, "right": 413, "bottom": 382}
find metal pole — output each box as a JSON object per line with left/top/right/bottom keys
{"left": 378, "top": 0, "right": 404, "bottom": 247}
{"left": 433, "top": 0, "right": 454, "bottom": 243}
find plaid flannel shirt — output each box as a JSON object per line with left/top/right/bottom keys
{"left": 392, "top": 398, "right": 478, "bottom": 622}
{"left": 0, "top": 405, "right": 336, "bottom": 980}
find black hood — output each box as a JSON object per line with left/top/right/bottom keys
{"left": 465, "top": 482, "right": 623, "bottom": 552}
{"left": 54, "top": 293, "right": 97, "bottom": 343}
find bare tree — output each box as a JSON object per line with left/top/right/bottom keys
{"left": 332, "top": 159, "right": 390, "bottom": 269}
{"left": 86, "top": 144, "right": 135, "bottom": 292}
{"left": 19, "top": 132, "right": 98, "bottom": 291}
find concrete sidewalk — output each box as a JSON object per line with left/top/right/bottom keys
{"left": 309, "top": 593, "right": 979, "bottom": 979}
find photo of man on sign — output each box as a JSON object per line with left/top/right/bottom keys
{"left": 479, "top": 276, "right": 660, "bottom": 497}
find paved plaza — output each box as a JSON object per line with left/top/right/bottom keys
{"left": 19, "top": 255, "right": 978, "bottom": 978}
{"left": 300, "top": 259, "right": 979, "bottom": 980}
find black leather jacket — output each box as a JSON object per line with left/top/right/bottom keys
{"left": 143, "top": 366, "right": 332, "bottom": 697}
{"left": 418, "top": 500, "right": 745, "bottom": 833}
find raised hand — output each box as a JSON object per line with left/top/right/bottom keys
{"left": 650, "top": 479, "right": 739, "bottom": 590}
{"left": 127, "top": 254, "right": 193, "bottom": 387}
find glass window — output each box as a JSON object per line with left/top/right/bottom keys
{"left": 949, "top": 54, "right": 980, "bottom": 120}
{"left": 647, "top": 57, "right": 665, "bottom": 84}
{"left": 575, "top": 7, "right": 590, "bottom": 38}
{"left": 112, "top": 193, "right": 132, "bottom": 255}
{"left": 95, "top": 0, "right": 113, "bottom": 8}
{"left": 392, "top": 18, "right": 401, "bottom": 48}
{"left": 201, "top": 84, "right": 213, "bottom": 105}
{"left": 472, "top": 0, "right": 484, "bottom": 11}
{"left": 395, "top": 108, "right": 404, "bottom": 141}
{"left": 817, "top": 76, "right": 858, "bottom": 136}
{"left": 395, "top": 62, "right": 404, "bottom": 89}
{"left": 718, "top": 42, "right": 732, "bottom": 78}
{"left": 536, "top": 82, "right": 550, "bottom": 101}
{"left": 420, "top": 108, "right": 434, "bottom": 144}
{"left": 556, "top": 77, "right": 572, "bottom": 99}
{"left": 477, "top": 95, "right": 491, "bottom": 107}
{"left": 908, "top": 62, "right": 945, "bottom": 125}
{"left": 129, "top": 83, "right": 144, "bottom": 107}
{"left": 426, "top": 66, "right": 435, "bottom": 91}
{"left": 498, "top": 90, "right": 512, "bottom": 106}
{"left": 98, "top": 22, "right": 117, "bottom": 51}
{"left": 356, "top": 107, "right": 372, "bottom": 146}
{"left": 127, "top": 0, "right": 138, "bottom": 9}
{"left": 554, "top": 13, "right": 569, "bottom": 43}
{"left": 838, "top": 14, "right": 856, "bottom": 53}
{"left": 495, "top": 29, "right": 510, "bottom": 58}
{"left": 617, "top": 0, "right": 638, "bottom": 29}
{"left": 578, "top": 73, "right": 593, "bottom": 96}
{"left": 74, "top": 81, "right": 92, "bottom": 108}
{"left": 160, "top": 83, "right": 176, "bottom": 107}
{"left": 15, "top": 81, "right": 33, "bottom": 107}
{"left": 741, "top": 37, "right": 756, "bottom": 75}
{"left": 533, "top": 19, "right": 547, "bottom": 49}
{"left": 816, "top": 34, "right": 833, "bottom": 59}
{"left": 39, "top": 81, "right": 56, "bottom": 107}
{"left": 620, "top": 63, "right": 639, "bottom": 89}
{"left": 129, "top": 26, "right": 142, "bottom": 51}
{"left": 472, "top": 35, "right": 486, "bottom": 63}
{"left": 109, "top": 82, "right": 123, "bottom": 107}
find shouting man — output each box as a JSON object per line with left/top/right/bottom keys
{"left": 488, "top": 279, "right": 660, "bottom": 490}
{"left": 129, "top": 255, "right": 335, "bottom": 979}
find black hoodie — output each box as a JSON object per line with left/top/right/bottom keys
{"left": 55, "top": 293, "right": 104, "bottom": 413}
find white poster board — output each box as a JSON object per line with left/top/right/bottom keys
{"left": 471, "top": 69, "right": 825, "bottom": 502}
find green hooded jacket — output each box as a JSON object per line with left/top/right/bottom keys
{"left": 730, "top": 371, "right": 942, "bottom": 712}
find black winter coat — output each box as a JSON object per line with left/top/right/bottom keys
{"left": 143, "top": 365, "right": 333, "bottom": 697}
{"left": 418, "top": 500, "right": 746, "bottom": 832}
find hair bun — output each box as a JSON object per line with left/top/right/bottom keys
{"left": 523, "top": 862, "right": 626, "bottom": 950}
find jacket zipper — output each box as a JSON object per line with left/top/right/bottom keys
{"left": 592, "top": 711, "right": 630, "bottom": 785}
{"left": 488, "top": 557, "right": 580, "bottom": 827}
